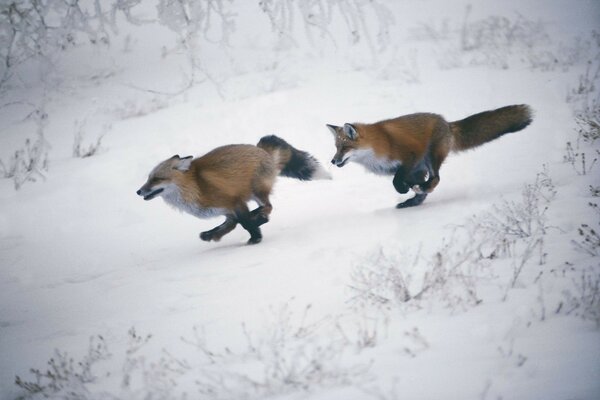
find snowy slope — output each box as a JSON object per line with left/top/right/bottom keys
{"left": 1, "top": 1, "right": 599, "bottom": 399}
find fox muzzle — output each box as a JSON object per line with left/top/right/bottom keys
{"left": 331, "top": 156, "right": 349, "bottom": 167}
{"left": 136, "top": 186, "right": 164, "bottom": 201}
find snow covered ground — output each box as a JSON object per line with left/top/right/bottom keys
{"left": 1, "top": 1, "right": 599, "bottom": 399}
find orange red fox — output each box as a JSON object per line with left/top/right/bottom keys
{"left": 326, "top": 105, "right": 532, "bottom": 208}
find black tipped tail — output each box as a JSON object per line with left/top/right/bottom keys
{"left": 450, "top": 104, "right": 533, "bottom": 151}
{"left": 257, "top": 135, "right": 331, "bottom": 181}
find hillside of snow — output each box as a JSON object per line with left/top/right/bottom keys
{"left": 1, "top": 1, "right": 599, "bottom": 399}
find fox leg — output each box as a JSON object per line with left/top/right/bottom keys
{"left": 395, "top": 173, "right": 428, "bottom": 208}
{"left": 396, "top": 193, "right": 428, "bottom": 208}
{"left": 235, "top": 204, "right": 263, "bottom": 245}
{"left": 394, "top": 165, "right": 428, "bottom": 208}
{"left": 418, "top": 159, "right": 442, "bottom": 193}
{"left": 200, "top": 215, "right": 237, "bottom": 242}
{"left": 250, "top": 191, "right": 273, "bottom": 227}
{"left": 417, "top": 145, "right": 447, "bottom": 194}
{"left": 392, "top": 166, "right": 411, "bottom": 194}
{"left": 419, "top": 176, "right": 440, "bottom": 193}
{"left": 394, "top": 154, "right": 432, "bottom": 208}
{"left": 396, "top": 174, "right": 439, "bottom": 209}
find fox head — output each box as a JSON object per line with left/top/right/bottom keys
{"left": 136, "top": 155, "right": 193, "bottom": 201}
{"left": 326, "top": 123, "right": 361, "bottom": 167}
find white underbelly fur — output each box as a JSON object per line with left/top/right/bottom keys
{"left": 162, "top": 186, "right": 227, "bottom": 219}
{"left": 351, "top": 148, "right": 401, "bottom": 175}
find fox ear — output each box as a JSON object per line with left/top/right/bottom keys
{"left": 173, "top": 156, "right": 193, "bottom": 171}
{"left": 343, "top": 123, "right": 358, "bottom": 140}
{"left": 326, "top": 124, "right": 339, "bottom": 135}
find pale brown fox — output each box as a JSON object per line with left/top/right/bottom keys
{"left": 137, "top": 135, "right": 330, "bottom": 244}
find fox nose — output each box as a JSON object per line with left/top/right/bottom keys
{"left": 331, "top": 159, "right": 336, "bottom": 165}
{"left": 136, "top": 189, "right": 142, "bottom": 196}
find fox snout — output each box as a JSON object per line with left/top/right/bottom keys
{"left": 136, "top": 183, "right": 164, "bottom": 201}
{"left": 331, "top": 152, "right": 350, "bottom": 168}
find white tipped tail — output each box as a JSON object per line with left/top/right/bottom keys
{"left": 308, "top": 157, "right": 332, "bottom": 180}
{"left": 257, "top": 135, "right": 331, "bottom": 181}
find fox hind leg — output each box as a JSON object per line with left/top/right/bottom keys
{"left": 235, "top": 203, "right": 263, "bottom": 244}
{"left": 417, "top": 145, "right": 447, "bottom": 194}
{"left": 250, "top": 189, "right": 273, "bottom": 227}
{"left": 422, "top": 135, "right": 450, "bottom": 194}
{"left": 200, "top": 215, "right": 238, "bottom": 242}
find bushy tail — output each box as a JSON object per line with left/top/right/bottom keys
{"left": 257, "top": 135, "right": 331, "bottom": 180}
{"left": 450, "top": 104, "right": 533, "bottom": 151}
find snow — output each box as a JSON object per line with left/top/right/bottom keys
{"left": 1, "top": 1, "right": 599, "bottom": 399}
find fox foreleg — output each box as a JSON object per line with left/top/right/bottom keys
{"left": 393, "top": 166, "right": 411, "bottom": 194}
{"left": 393, "top": 165, "right": 429, "bottom": 194}
{"left": 394, "top": 156, "right": 433, "bottom": 208}
{"left": 396, "top": 168, "right": 435, "bottom": 208}
{"left": 396, "top": 193, "right": 428, "bottom": 208}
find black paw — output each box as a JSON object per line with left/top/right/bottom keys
{"left": 250, "top": 207, "right": 269, "bottom": 226}
{"left": 393, "top": 167, "right": 410, "bottom": 194}
{"left": 396, "top": 193, "right": 428, "bottom": 209}
{"left": 394, "top": 181, "right": 410, "bottom": 194}
{"left": 247, "top": 236, "right": 262, "bottom": 245}
{"left": 253, "top": 214, "right": 269, "bottom": 226}
{"left": 200, "top": 231, "right": 214, "bottom": 241}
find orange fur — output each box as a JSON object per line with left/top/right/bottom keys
{"left": 328, "top": 105, "right": 532, "bottom": 208}
{"left": 137, "top": 136, "right": 328, "bottom": 244}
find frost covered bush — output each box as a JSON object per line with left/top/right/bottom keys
{"left": 563, "top": 38, "right": 600, "bottom": 174}
{"left": 350, "top": 241, "right": 485, "bottom": 312}
{"left": 459, "top": 6, "right": 549, "bottom": 69}
{"left": 350, "top": 168, "right": 558, "bottom": 310}
{"left": 475, "top": 168, "right": 556, "bottom": 240}
{"left": 112, "top": 97, "right": 169, "bottom": 120}
{"left": 15, "top": 335, "right": 111, "bottom": 398}
{"left": 259, "top": 0, "right": 393, "bottom": 54}
{"left": 563, "top": 142, "right": 598, "bottom": 176}
{"left": 14, "top": 305, "right": 369, "bottom": 400}
{"left": 422, "top": 7, "right": 551, "bottom": 70}
{"left": 558, "top": 266, "right": 600, "bottom": 327}
{"left": 572, "top": 202, "right": 600, "bottom": 257}
{"left": 0, "top": 136, "right": 49, "bottom": 189}
{"left": 0, "top": 0, "right": 145, "bottom": 90}
{"left": 411, "top": 6, "right": 595, "bottom": 72}
{"left": 0, "top": 110, "right": 50, "bottom": 190}
{"left": 72, "top": 120, "right": 109, "bottom": 158}
{"left": 190, "top": 302, "right": 368, "bottom": 399}
{"left": 156, "top": 0, "right": 236, "bottom": 92}
{"left": 576, "top": 101, "right": 600, "bottom": 143}
{"left": 1, "top": 0, "right": 396, "bottom": 92}
{"left": 469, "top": 168, "right": 556, "bottom": 296}
{"left": 15, "top": 328, "right": 192, "bottom": 400}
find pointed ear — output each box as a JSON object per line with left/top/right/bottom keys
{"left": 343, "top": 123, "right": 358, "bottom": 140}
{"left": 173, "top": 156, "right": 193, "bottom": 171}
{"left": 326, "top": 124, "right": 339, "bottom": 135}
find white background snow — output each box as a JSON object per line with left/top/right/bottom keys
{"left": 0, "top": 0, "right": 599, "bottom": 399}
